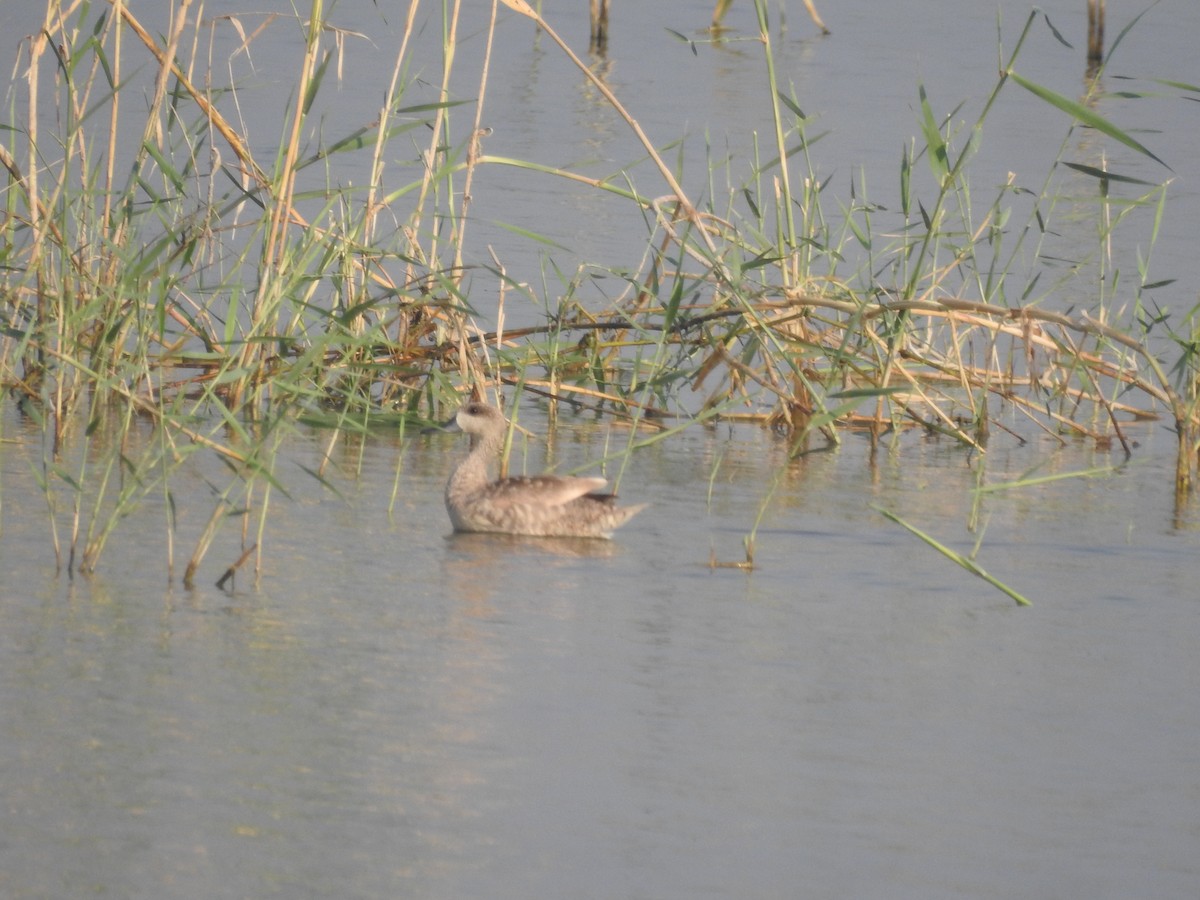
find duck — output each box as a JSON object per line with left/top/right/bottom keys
{"left": 432, "top": 401, "right": 646, "bottom": 539}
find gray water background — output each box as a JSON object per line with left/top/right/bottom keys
{"left": 2, "top": 1, "right": 1199, "bottom": 897}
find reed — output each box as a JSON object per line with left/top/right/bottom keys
{"left": 1, "top": 0, "right": 465, "bottom": 579}
{"left": 0, "top": 0, "right": 1193, "bottom": 588}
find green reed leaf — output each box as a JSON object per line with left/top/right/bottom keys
{"left": 876, "top": 507, "right": 1033, "bottom": 607}
{"left": 776, "top": 91, "right": 806, "bottom": 122}
{"left": 1009, "top": 70, "right": 1170, "bottom": 170}
{"left": 1039, "top": 12, "right": 1073, "bottom": 49}
{"left": 917, "top": 84, "right": 950, "bottom": 184}
{"left": 1062, "top": 161, "right": 1159, "bottom": 186}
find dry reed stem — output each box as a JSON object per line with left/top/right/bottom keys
{"left": 451, "top": 0, "right": 499, "bottom": 282}
{"left": 107, "top": 1, "right": 269, "bottom": 187}
{"left": 496, "top": 0, "right": 727, "bottom": 274}
{"left": 366, "top": 0, "right": 421, "bottom": 249}
{"left": 424, "top": 278, "right": 1183, "bottom": 445}
{"left": 184, "top": 497, "right": 229, "bottom": 588}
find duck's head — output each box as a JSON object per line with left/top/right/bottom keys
{"left": 425, "top": 401, "right": 507, "bottom": 437}
{"left": 454, "top": 401, "right": 506, "bottom": 436}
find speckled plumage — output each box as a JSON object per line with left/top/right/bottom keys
{"left": 438, "top": 402, "right": 645, "bottom": 538}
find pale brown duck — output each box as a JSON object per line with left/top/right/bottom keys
{"left": 434, "top": 401, "right": 645, "bottom": 539}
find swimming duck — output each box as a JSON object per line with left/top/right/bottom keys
{"left": 433, "top": 401, "right": 645, "bottom": 538}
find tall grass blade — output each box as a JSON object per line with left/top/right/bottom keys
{"left": 875, "top": 507, "right": 1033, "bottom": 607}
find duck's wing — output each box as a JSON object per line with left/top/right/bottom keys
{"left": 485, "top": 474, "right": 609, "bottom": 509}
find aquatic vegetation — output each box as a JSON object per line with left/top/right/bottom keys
{"left": 0, "top": 0, "right": 1194, "bottom": 589}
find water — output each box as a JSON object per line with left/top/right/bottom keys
{"left": 2, "top": 1, "right": 1200, "bottom": 897}
{"left": 3, "top": 409, "right": 1198, "bottom": 898}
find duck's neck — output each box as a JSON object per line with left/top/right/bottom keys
{"left": 447, "top": 432, "right": 499, "bottom": 501}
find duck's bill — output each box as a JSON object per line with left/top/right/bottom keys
{"left": 421, "top": 414, "right": 462, "bottom": 435}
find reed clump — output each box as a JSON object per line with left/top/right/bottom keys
{"left": 1, "top": 0, "right": 1195, "bottom": 582}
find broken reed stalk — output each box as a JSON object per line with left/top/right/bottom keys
{"left": 216, "top": 543, "right": 258, "bottom": 591}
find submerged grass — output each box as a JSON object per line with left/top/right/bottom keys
{"left": 1, "top": 0, "right": 1196, "bottom": 591}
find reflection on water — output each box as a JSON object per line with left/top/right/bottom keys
{"left": 447, "top": 531, "right": 621, "bottom": 561}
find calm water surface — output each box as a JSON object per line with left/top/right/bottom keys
{"left": 3, "top": 406, "right": 1198, "bottom": 898}
{"left": 2, "top": 1, "right": 1200, "bottom": 897}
